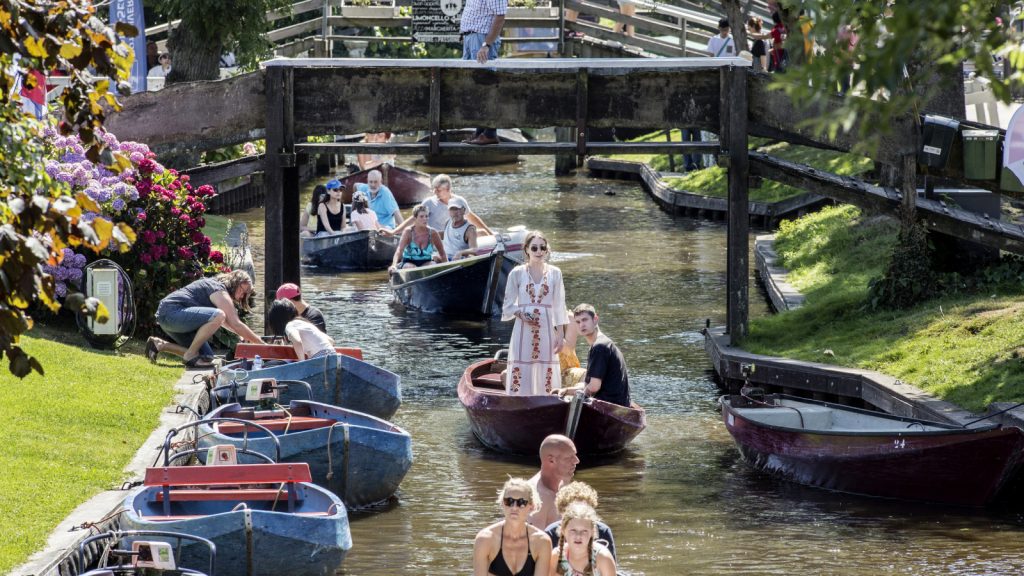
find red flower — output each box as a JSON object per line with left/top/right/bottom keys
{"left": 197, "top": 184, "right": 215, "bottom": 197}
{"left": 210, "top": 250, "right": 224, "bottom": 264}
{"left": 177, "top": 247, "right": 194, "bottom": 259}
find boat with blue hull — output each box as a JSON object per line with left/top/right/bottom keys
{"left": 78, "top": 530, "right": 217, "bottom": 576}
{"left": 301, "top": 229, "right": 399, "bottom": 271}
{"left": 199, "top": 401, "right": 413, "bottom": 508}
{"left": 120, "top": 429, "right": 351, "bottom": 576}
{"left": 215, "top": 354, "right": 400, "bottom": 421}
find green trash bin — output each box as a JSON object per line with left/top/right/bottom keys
{"left": 962, "top": 129, "right": 999, "bottom": 180}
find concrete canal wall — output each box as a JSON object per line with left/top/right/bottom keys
{"left": 13, "top": 372, "right": 210, "bottom": 576}
{"left": 586, "top": 157, "right": 832, "bottom": 227}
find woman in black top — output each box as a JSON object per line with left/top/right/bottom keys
{"left": 317, "top": 179, "right": 345, "bottom": 235}
{"left": 473, "top": 478, "right": 552, "bottom": 576}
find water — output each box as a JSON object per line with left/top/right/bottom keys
{"left": 231, "top": 156, "right": 1024, "bottom": 575}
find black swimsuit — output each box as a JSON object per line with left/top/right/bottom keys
{"left": 489, "top": 526, "right": 535, "bottom": 576}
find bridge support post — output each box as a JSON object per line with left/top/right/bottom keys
{"left": 723, "top": 66, "right": 749, "bottom": 343}
{"left": 264, "top": 66, "right": 302, "bottom": 318}
{"left": 555, "top": 127, "right": 576, "bottom": 175}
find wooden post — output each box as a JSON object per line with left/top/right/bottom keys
{"left": 264, "top": 66, "right": 299, "bottom": 319}
{"left": 902, "top": 153, "right": 917, "bottom": 215}
{"left": 722, "top": 66, "right": 749, "bottom": 342}
{"left": 558, "top": 0, "right": 566, "bottom": 57}
{"left": 555, "top": 127, "right": 576, "bottom": 175}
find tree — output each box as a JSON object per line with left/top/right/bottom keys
{"left": 0, "top": 0, "right": 137, "bottom": 376}
{"left": 774, "top": 0, "right": 1019, "bottom": 148}
{"left": 159, "top": 0, "right": 292, "bottom": 84}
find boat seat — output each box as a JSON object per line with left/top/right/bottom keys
{"left": 735, "top": 405, "right": 833, "bottom": 430}
{"left": 215, "top": 417, "right": 336, "bottom": 435}
{"left": 235, "top": 343, "right": 363, "bottom": 361}
{"left": 144, "top": 463, "right": 313, "bottom": 487}
{"left": 473, "top": 373, "right": 505, "bottom": 390}
{"left": 154, "top": 489, "right": 301, "bottom": 502}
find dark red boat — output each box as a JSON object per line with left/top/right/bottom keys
{"left": 458, "top": 358, "right": 646, "bottom": 456}
{"left": 340, "top": 164, "right": 431, "bottom": 207}
{"left": 721, "top": 393, "right": 1024, "bottom": 506}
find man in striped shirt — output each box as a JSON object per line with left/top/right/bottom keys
{"left": 459, "top": 0, "right": 507, "bottom": 145}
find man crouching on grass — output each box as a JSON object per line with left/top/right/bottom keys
{"left": 551, "top": 303, "right": 631, "bottom": 407}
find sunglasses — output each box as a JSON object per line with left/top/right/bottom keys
{"left": 529, "top": 245, "right": 548, "bottom": 253}
{"left": 503, "top": 497, "right": 530, "bottom": 508}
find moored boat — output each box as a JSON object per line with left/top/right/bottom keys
{"left": 418, "top": 128, "right": 526, "bottom": 167}
{"left": 301, "top": 229, "right": 399, "bottom": 270}
{"left": 78, "top": 530, "right": 217, "bottom": 576}
{"left": 457, "top": 358, "right": 647, "bottom": 455}
{"left": 339, "top": 164, "right": 431, "bottom": 206}
{"left": 120, "top": 426, "right": 351, "bottom": 576}
{"left": 199, "top": 401, "right": 413, "bottom": 509}
{"left": 214, "top": 354, "right": 401, "bottom": 420}
{"left": 388, "top": 228, "right": 527, "bottom": 317}
{"left": 720, "top": 393, "right": 1024, "bottom": 506}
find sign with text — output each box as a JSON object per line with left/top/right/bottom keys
{"left": 412, "top": 0, "right": 463, "bottom": 43}
{"left": 110, "top": 0, "right": 147, "bottom": 93}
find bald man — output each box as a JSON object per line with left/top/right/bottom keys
{"left": 527, "top": 434, "right": 579, "bottom": 528}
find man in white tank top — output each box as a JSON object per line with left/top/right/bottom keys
{"left": 443, "top": 197, "right": 478, "bottom": 260}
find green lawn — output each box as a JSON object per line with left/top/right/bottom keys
{"left": 743, "top": 205, "right": 1024, "bottom": 413}
{"left": 0, "top": 327, "right": 180, "bottom": 573}
{"left": 204, "top": 213, "right": 232, "bottom": 253}
{"left": 603, "top": 132, "right": 874, "bottom": 203}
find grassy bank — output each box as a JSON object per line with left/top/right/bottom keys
{"left": 743, "top": 205, "right": 1024, "bottom": 412}
{"left": 203, "top": 213, "right": 232, "bottom": 253}
{"left": 604, "top": 132, "right": 873, "bottom": 204}
{"left": 0, "top": 326, "right": 180, "bottom": 573}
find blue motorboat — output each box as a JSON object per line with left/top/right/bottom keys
{"left": 119, "top": 423, "right": 352, "bottom": 576}
{"left": 198, "top": 400, "right": 413, "bottom": 508}
{"left": 214, "top": 353, "right": 401, "bottom": 420}
{"left": 78, "top": 530, "right": 217, "bottom": 576}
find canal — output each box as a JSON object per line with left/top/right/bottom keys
{"left": 232, "top": 155, "right": 1024, "bottom": 575}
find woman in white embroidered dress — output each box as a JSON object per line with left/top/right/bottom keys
{"left": 502, "top": 231, "right": 568, "bottom": 395}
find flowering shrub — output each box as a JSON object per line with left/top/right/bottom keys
{"left": 45, "top": 130, "right": 227, "bottom": 333}
{"left": 42, "top": 248, "right": 86, "bottom": 298}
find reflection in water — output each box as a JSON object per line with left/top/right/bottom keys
{"left": 228, "top": 155, "right": 1024, "bottom": 575}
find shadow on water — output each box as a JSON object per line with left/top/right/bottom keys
{"left": 227, "top": 155, "right": 1024, "bottom": 575}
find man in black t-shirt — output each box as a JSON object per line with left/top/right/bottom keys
{"left": 275, "top": 283, "right": 327, "bottom": 333}
{"left": 553, "top": 303, "right": 631, "bottom": 407}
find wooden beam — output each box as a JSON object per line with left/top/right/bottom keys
{"left": 749, "top": 152, "right": 1024, "bottom": 255}
{"left": 293, "top": 141, "right": 721, "bottom": 155}
{"left": 104, "top": 72, "right": 266, "bottom": 156}
{"left": 183, "top": 155, "right": 264, "bottom": 188}
{"left": 724, "top": 66, "right": 749, "bottom": 342}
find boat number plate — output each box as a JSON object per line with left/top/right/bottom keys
{"left": 727, "top": 414, "right": 734, "bottom": 426}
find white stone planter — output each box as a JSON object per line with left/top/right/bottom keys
{"left": 506, "top": 6, "right": 557, "bottom": 18}
{"left": 341, "top": 5, "right": 395, "bottom": 18}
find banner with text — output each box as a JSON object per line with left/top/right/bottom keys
{"left": 111, "top": 0, "right": 147, "bottom": 93}
{"left": 412, "top": 0, "right": 463, "bottom": 43}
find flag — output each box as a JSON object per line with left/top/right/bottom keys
{"left": 111, "top": 0, "right": 147, "bottom": 93}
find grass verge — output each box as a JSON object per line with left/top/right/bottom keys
{"left": 743, "top": 205, "right": 1024, "bottom": 413}
{"left": 603, "top": 132, "right": 873, "bottom": 204}
{"left": 203, "top": 213, "right": 232, "bottom": 254}
{"left": 0, "top": 325, "right": 180, "bottom": 574}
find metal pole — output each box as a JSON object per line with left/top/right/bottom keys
{"left": 558, "top": 0, "right": 566, "bottom": 57}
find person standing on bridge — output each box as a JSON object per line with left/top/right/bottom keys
{"left": 460, "top": 0, "right": 507, "bottom": 145}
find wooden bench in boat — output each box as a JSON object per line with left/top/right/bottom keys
{"left": 144, "top": 463, "right": 313, "bottom": 516}
{"left": 472, "top": 373, "right": 505, "bottom": 390}
{"left": 214, "top": 416, "right": 336, "bottom": 435}
{"left": 235, "top": 343, "right": 363, "bottom": 361}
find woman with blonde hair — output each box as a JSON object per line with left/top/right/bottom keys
{"left": 390, "top": 203, "right": 446, "bottom": 271}
{"left": 501, "top": 230, "right": 568, "bottom": 395}
{"left": 544, "top": 482, "right": 616, "bottom": 560}
{"left": 473, "top": 477, "right": 552, "bottom": 576}
{"left": 550, "top": 502, "right": 616, "bottom": 576}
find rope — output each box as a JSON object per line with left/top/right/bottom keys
{"left": 273, "top": 403, "right": 295, "bottom": 435}
{"left": 77, "top": 507, "right": 130, "bottom": 533}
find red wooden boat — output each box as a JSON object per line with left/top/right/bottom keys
{"left": 235, "top": 343, "right": 363, "bottom": 361}
{"left": 457, "top": 358, "right": 646, "bottom": 456}
{"left": 339, "top": 164, "right": 431, "bottom": 206}
{"left": 721, "top": 393, "right": 1024, "bottom": 506}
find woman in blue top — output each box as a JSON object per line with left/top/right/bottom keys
{"left": 389, "top": 204, "right": 446, "bottom": 271}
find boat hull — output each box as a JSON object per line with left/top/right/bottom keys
{"left": 301, "top": 230, "right": 398, "bottom": 270}
{"left": 721, "top": 395, "right": 1024, "bottom": 506}
{"left": 390, "top": 251, "right": 519, "bottom": 317}
{"left": 216, "top": 354, "right": 401, "bottom": 420}
{"left": 199, "top": 401, "right": 413, "bottom": 508}
{"left": 121, "top": 485, "right": 350, "bottom": 576}
{"left": 418, "top": 129, "right": 524, "bottom": 167}
{"left": 339, "top": 165, "right": 431, "bottom": 206}
{"left": 458, "top": 359, "right": 646, "bottom": 455}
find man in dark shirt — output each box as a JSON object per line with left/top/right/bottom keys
{"left": 274, "top": 283, "right": 327, "bottom": 333}
{"left": 553, "top": 303, "right": 631, "bottom": 407}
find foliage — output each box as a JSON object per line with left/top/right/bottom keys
{"left": 866, "top": 210, "right": 935, "bottom": 310}
{"left": 365, "top": 26, "right": 461, "bottom": 59}
{"left": 776, "top": 0, "right": 1022, "bottom": 149}
{"left": 745, "top": 206, "right": 1024, "bottom": 412}
{"left": 0, "top": 326, "right": 179, "bottom": 574}
{"left": 41, "top": 248, "right": 86, "bottom": 299}
{"left": 46, "top": 131, "right": 225, "bottom": 334}
{"left": 0, "top": 1, "right": 139, "bottom": 376}
{"left": 201, "top": 140, "right": 264, "bottom": 164}
{"left": 158, "top": 0, "right": 292, "bottom": 81}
